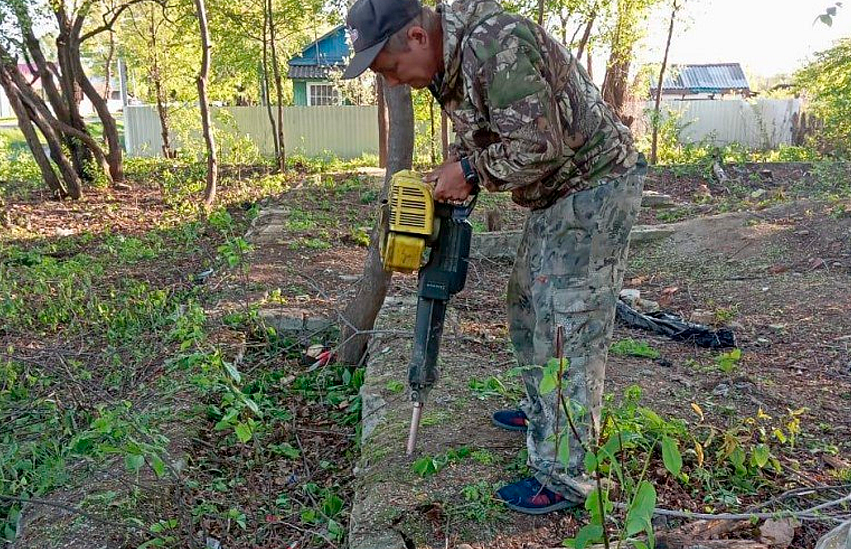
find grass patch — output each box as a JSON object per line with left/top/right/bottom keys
{"left": 609, "top": 338, "right": 660, "bottom": 359}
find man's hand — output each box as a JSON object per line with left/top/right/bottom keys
{"left": 424, "top": 161, "right": 474, "bottom": 203}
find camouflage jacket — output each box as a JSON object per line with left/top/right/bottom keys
{"left": 431, "top": 0, "right": 639, "bottom": 209}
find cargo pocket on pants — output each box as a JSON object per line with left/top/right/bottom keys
{"left": 553, "top": 286, "right": 611, "bottom": 352}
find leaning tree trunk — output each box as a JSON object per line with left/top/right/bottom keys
{"left": 0, "top": 70, "right": 65, "bottom": 197}
{"left": 0, "top": 53, "right": 84, "bottom": 198}
{"left": 70, "top": 39, "right": 124, "bottom": 186}
{"left": 338, "top": 82, "right": 414, "bottom": 365}
{"left": 650, "top": 0, "right": 681, "bottom": 165}
{"left": 575, "top": 15, "right": 596, "bottom": 61}
{"left": 55, "top": 21, "right": 96, "bottom": 183}
{"left": 195, "top": 0, "right": 218, "bottom": 207}
{"left": 10, "top": 67, "right": 112, "bottom": 184}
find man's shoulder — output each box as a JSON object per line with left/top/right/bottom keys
{"left": 462, "top": 13, "right": 542, "bottom": 64}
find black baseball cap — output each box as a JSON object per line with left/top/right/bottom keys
{"left": 342, "top": 0, "right": 423, "bottom": 79}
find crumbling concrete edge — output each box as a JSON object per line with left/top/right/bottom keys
{"left": 348, "top": 296, "right": 416, "bottom": 549}
{"left": 471, "top": 223, "right": 676, "bottom": 261}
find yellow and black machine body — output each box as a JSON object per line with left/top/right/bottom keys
{"left": 379, "top": 170, "right": 477, "bottom": 455}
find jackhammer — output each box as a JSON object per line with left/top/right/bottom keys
{"left": 378, "top": 170, "right": 476, "bottom": 456}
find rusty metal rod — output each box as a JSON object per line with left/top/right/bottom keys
{"left": 406, "top": 402, "right": 424, "bottom": 456}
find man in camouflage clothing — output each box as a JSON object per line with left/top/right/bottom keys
{"left": 344, "top": 0, "right": 646, "bottom": 514}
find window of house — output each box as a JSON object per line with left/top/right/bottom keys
{"left": 307, "top": 82, "right": 340, "bottom": 106}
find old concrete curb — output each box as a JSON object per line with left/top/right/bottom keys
{"left": 470, "top": 224, "right": 676, "bottom": 260}
{"left": 347, "top": 295, "right": 523, "bottom": 549}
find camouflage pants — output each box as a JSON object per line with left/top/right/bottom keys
{"left": 507, "top": 163, "right": 645, "bottom": 503}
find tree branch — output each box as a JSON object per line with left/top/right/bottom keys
{"left": 0, "top": 494, "right": 143, "bottom": 531}
{"left": 82, "top": 0, "right": 157, "bottom": 41}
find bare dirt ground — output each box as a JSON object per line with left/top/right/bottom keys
{"left": 3, "top": 162, "right": 849, "bottom": 548}
{"left": 241, "top": 163, "right": 851, "bottom": 548}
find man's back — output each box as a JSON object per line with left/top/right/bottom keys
{"left": 434, "top": 0, "right": 639, "bottom": 208}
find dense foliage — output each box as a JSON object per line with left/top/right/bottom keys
{"left": 796, "top": 38, "right": 851, "bottom": 157}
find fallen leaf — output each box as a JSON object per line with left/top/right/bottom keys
{"left": 760, "top": 518, "right": 798, "bottom": 548}
{"left": 691, "top": 402, "right": 705, "bottom": 422}
{"left": 824, "top": 455, "right": 850, "bottom": 470}
{"left": 659, "top": 286, "right": 680, "bottom": 307}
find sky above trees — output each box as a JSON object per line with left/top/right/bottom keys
{"left": 639, "top": 0, "right": 851, "bottom": 76}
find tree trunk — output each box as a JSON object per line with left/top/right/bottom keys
{"left": 10, "top": 67, "right": 112, "bottom": 185}
{"left": 0, "top": 69, "right": 65, "bottom": 197}
{"left": 377, "top": 77, "right": 388, "bottom": 168}
{"left": 70, "top": 38, "right": 124, "bottom": 186}
{"left": 537, "top": 0, "right": 545, "bottom": 26}
{"left": 587, "top": 48, "right": 593, "bottom": 80}
{"left": 601, "top": 0, "right": 643, "bottom": 124}
{"left": 23, "top": 28, "right": 69, "bottom": 124}
{"left": 601, "top": 53, "right": 631, "bottom": 116}
{"left": 104, "top": 31, "right": 115, "bottom": 102}
{"left": 651, "top": 0, "right": 680, "bottom": 165}
{"left": 268, "top": 0, "right": 286, "bottom": 171}
{"left": 575, "top": 15, "right": 596, "bottom": 61}
{"left": 149, "top": 8, "right": 174, "bottom": 158}
{"left": 54, "top": 14, "right": 96, "bottom": 183}
{"left": 429, "top": 96, "right": 435, "bottom": 165}
{"left": 195, "top": 0, "right": 218, "bottom": 207}
{"left": 338, "top": 84, "right": 414, "bottom": 365}
{"left": 261, "top": 0, "right": 280, "bottom": 163}
{"left": 441, "top": 110, "right": 448, "bottom": 161}
{"left": 0, "top": 53, "right": 84, "bottom": 198}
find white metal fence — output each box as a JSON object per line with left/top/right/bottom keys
{"left": 632, "top": 99, "right": 803, "bottom": 149}
{"left": 123, "top": 99, "right": 803, "bottom": 160}
{"left": 124, "top": 105, "right": 379, "bottom": 159}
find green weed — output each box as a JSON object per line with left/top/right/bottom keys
{"left": 715, "top": 348, "right": 743, "bottom": 375}
{"left": 610, "top": 339, "right": 661, "bottom": 359}
{"left": 412, "top": 447, "right": 472, "bottom": 477}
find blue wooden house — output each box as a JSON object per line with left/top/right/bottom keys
{"left": 287, "top": 25, "right": 350, "bottom": 106}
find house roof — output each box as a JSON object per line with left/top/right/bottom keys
{"left": 288, "top": 25, "right": 350, "bottom": 80}
{"left": 287, "top": 64, "right": 343, "bottom": 79}
{"left": 654, "top": 63, "right": 751, "bottom": 94}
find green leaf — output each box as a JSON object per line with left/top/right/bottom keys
{"left": 661, "top": 436, "right": 683, "bottom": 477}
{"left": 124, "top": 453, "right": 145, "bottom": 473}
{"left": 573, "top": 524, "right": 604, "bottom": 549}
{"left": 223, "top": 360, "right": 241, "bottom": 384}
{"left": 819, "top": 13, "right": 834, "bottom": 26}
{"left": 322, "top": 494, "right": 344, "bottom": 517}
{"left": 539, "top": 359, "right": 563, "bottom": 395}
{"left": 584, "top": 450, "right": 598, "bottom": 474}
{"left": 752, "top": 443, "right": 770, "bottom": 468}
{"left": 234, "top": 422, "right": 253, "bottom": 443}
{"left": 625, "top": 481, "right": 656, "bottom": 536}
{"left": 301, "top": 508, "right": 317, "bottom": 523}
{"left": 328, "top": 519, "right": 344, "bottom": 539}
{"left": 413, "top": 457, "right": 437, "bottom": 477}
{"left": 539, "top": 371, "right": 558, "bottom": 395}
{"left": 149, "top": 454, "right": 167, "bottom": 478}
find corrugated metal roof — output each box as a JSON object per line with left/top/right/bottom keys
{"left": 287, "top": 65, "right": 343, "bottom": 80}
{"left": 656, "top": 63, "right": 751, "bottom": 94}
